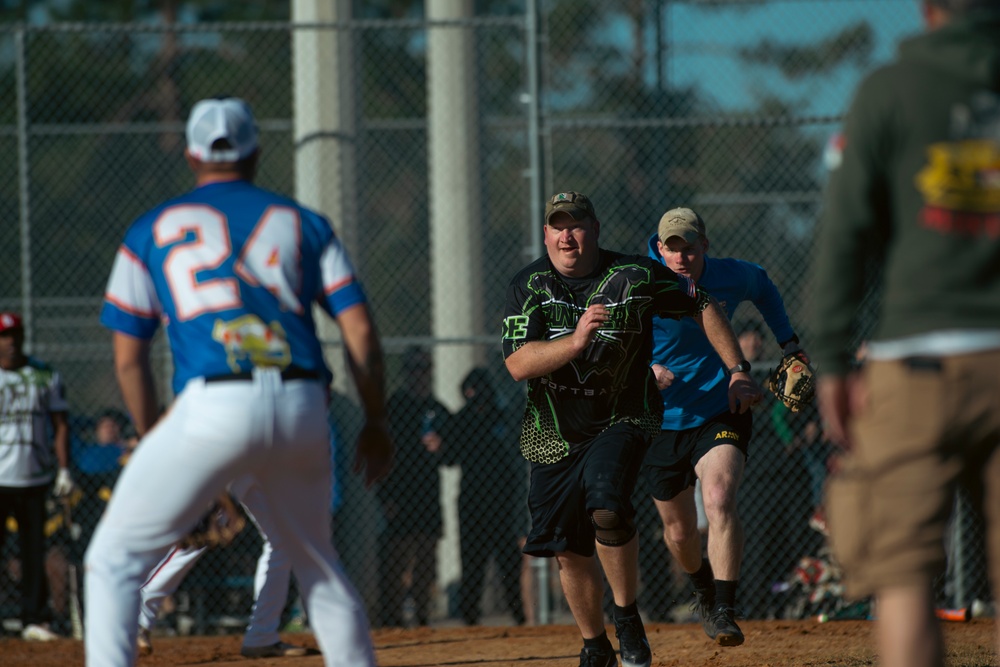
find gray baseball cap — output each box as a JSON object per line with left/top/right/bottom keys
{"left": 186, "top": 97, "right": 259, "bottom": 163}
{"left": 657, "top": 207, "right": 706, "bottom": 243}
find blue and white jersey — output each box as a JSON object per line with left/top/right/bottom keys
{"left": 101, "top": 180, "right": 368, "bottom": 395}
{"left": 645, "top": 233, "right": 795, "bottom": 430}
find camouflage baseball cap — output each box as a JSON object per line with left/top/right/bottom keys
{"left": 657, "top": 207, "right": 706, "bottom": 243}
{"left": 545, "top": 191, "right": 597, "bottom": 224}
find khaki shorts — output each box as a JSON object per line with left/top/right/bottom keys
{"left": 826, "top": 349, "right": 1000, "bottom": 599}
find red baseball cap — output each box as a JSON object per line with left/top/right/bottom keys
{"left": 0, "top": 313, "right": 23, "bottom": 333}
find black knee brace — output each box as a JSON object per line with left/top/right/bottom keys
{"left": 591, "top": 508, "right": 636, "bottom": 547}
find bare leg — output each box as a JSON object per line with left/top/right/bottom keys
{"left": 45, "top": 547, "right": 69, "bottom": 618}
{"left": 556, "top": 551, "right": 605, "bottom": 638}
{"left": 695, "top": 446, "right": 744, "bottom": 581}
{"left": 596, "top": 533, "right": 639, "bottom": 607}
{"left": 876, "top": 582, "right": 943, "bottom": 667}
{"left": 518, "top": 538, "right": 537, "bottom": 626}
{"left": 655, "top": 486, "right": 702, "bottom": 574}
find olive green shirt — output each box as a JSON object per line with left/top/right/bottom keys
{"left": 812, "top": 13, "right": 1000, "bottom": 375}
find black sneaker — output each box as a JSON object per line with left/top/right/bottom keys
{"left": 690, "top": 588, "right": 715, "bottom": 638}
{"left": 579, "top": 645, "right": 618, "bottom": 667}
{"left": 705, "top": 605, "right": 745, "bottom": 646}
{"left": 613, "top": 614, "right": 651, "bottom": 667}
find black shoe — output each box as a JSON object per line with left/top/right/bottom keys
{"left": 579, "top": 645, "right": 618, "bottom": 667}
{"left": 691, "top": 588, "right": 715, "bottom": 638}
{"left": 613, "top": 614, "right": 651, "bottom": 667}
{"left": 705, "top": 605, "right": 745, "bottom": 646}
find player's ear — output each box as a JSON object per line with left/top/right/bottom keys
{"left": 592, "top": 218, "right": 600, "bottom": 239}
{"left": 184, "top": 149, "right": 200, "bottom": 173}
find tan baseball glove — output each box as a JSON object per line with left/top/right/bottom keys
{"left": 768, "top": 350, "right": 816, "bottom": 413}
{"left": 178, "top": 492, "right": 246, "bottom": 550}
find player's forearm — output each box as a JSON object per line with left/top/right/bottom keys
{"left": 505, "top": 337, "right": 585, "bottom": 382}
{"left": 348, "top": 348, "right": 387, "bottom": 424}
{"left": 113, "top": 333, "right": 160, "bottom": 437}
{"left": 51, "top": 413, "right": 71, "bottom": 469}
{"left": 696, "top": 298, "right": 745, "bottom": 369}
{"left": 338, "top": 305, "right": 388, "bottom": 422}
{"left": 116, "top": 366, "right": 159, "bottom": 437}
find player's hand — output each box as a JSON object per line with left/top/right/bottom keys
{"left": 53, "top": 468, "right": 76, "bottom": 497}
{"left": 573, "top": 304, "right": 608, "bottom": 350}
{"left": 651, "top": 364, "right": 675, "bottom": 390}
{"left": 728, "top": 373, "right": 763, "bottom": 414}
{"left": 421, "top": 431, "right": 442, "bottom": 453}
{"left": 354, "top": 419, "right": 394, "bottom": 488}
{"left": 817, "top": 374, "right": 866, "bottom": 451}
{"left": 781, "top": 339, "right": 803, "bottom": 356}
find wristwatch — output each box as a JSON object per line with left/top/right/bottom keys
{"left": 727, "top": 360, "right": 752, "bottom": 375}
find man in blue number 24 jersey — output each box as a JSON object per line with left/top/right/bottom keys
{"left": 87, "top": 97, "right": 393, "bottom": 667}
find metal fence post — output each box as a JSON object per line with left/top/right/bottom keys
{"left": 15, "top": 25, "right": 33, "bottom": 346}
{"left": 523, "top": 0, "right": 550, "bottom": 625}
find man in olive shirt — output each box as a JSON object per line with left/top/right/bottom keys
{"left": 811, "top": 2, "right": 1000, "bottom": 666}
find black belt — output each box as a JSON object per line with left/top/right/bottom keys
{"left": 204, "top": 366, "right": 320, "bottom": 384}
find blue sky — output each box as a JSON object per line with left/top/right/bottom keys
{"left": 663, "top": 0, "right": 923, "bottom": 115}
{"left": 5, "top": 0, "right": 925, "bottom": 120}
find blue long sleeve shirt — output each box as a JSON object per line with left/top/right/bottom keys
{"left": 646, "top": 234, "right": 795, "bottom": 430}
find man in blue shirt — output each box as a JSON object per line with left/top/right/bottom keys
{"left": 643, "top": 208, "right": 806, "bottom": 646}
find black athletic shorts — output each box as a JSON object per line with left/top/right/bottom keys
{"left": 522, "top": 422, "right": 649, "bottom": 558}
{"left": 643, "top": 409, "right": 752, "bottom": 502}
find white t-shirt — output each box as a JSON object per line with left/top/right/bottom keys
{"left": 0, "top": 358, "right": 69, "bottom": 488}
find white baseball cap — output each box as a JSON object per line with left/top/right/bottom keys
{"left": 185, "top": 97, "right": 259, "bottom": 163}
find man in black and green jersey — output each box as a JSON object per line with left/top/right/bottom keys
{"left": 502, "top": 191, "right": 760, "bottom": 667}
{"left": 812, "top": 2, "right": 1000, "bottom": 666}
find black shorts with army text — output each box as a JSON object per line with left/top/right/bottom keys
{"left": 643, "top": 409, "right": 752, "bottom": 502}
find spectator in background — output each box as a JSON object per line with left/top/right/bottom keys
{"left": 376, "top": 347, "right": 449, "bottom": 627}
{"left": 2, "top": 494, "right": 77, "bottom": 638}
{"left": 322, "top": 389, "right": 372, "bottom": 627}
{"left": 734, "top": 323, "right": 807, "bottom": 620}
{"left": 0, "top": 312, "right": 75, "bottom": 641}
{"left": 75, "top": 409, "right": 135, "bottom": 476}
{"left": 73, "top": 410, "right": 136, "bottom": 561}
{"left": 443, "top": 367, "right": 527, "bottom": 626}
{"left": 737, "top": 325, "right": 765, "bottom": 367}
{"left": 773, "top": 403, "right": 828, "bottom": 535}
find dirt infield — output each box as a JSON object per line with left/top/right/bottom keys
{"left": 3, "top": 619, "right": 996, "bottom": 666}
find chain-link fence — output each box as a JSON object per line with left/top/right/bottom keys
{"left": 1, "top": 0, "right": 989, "bottom": 640}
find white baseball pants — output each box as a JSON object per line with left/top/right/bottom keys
{"left": 84, "top": 371, "right": 375, "bottom": 667}
{"left": 137, "top": 475, "right": 294, "bottom": 649}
